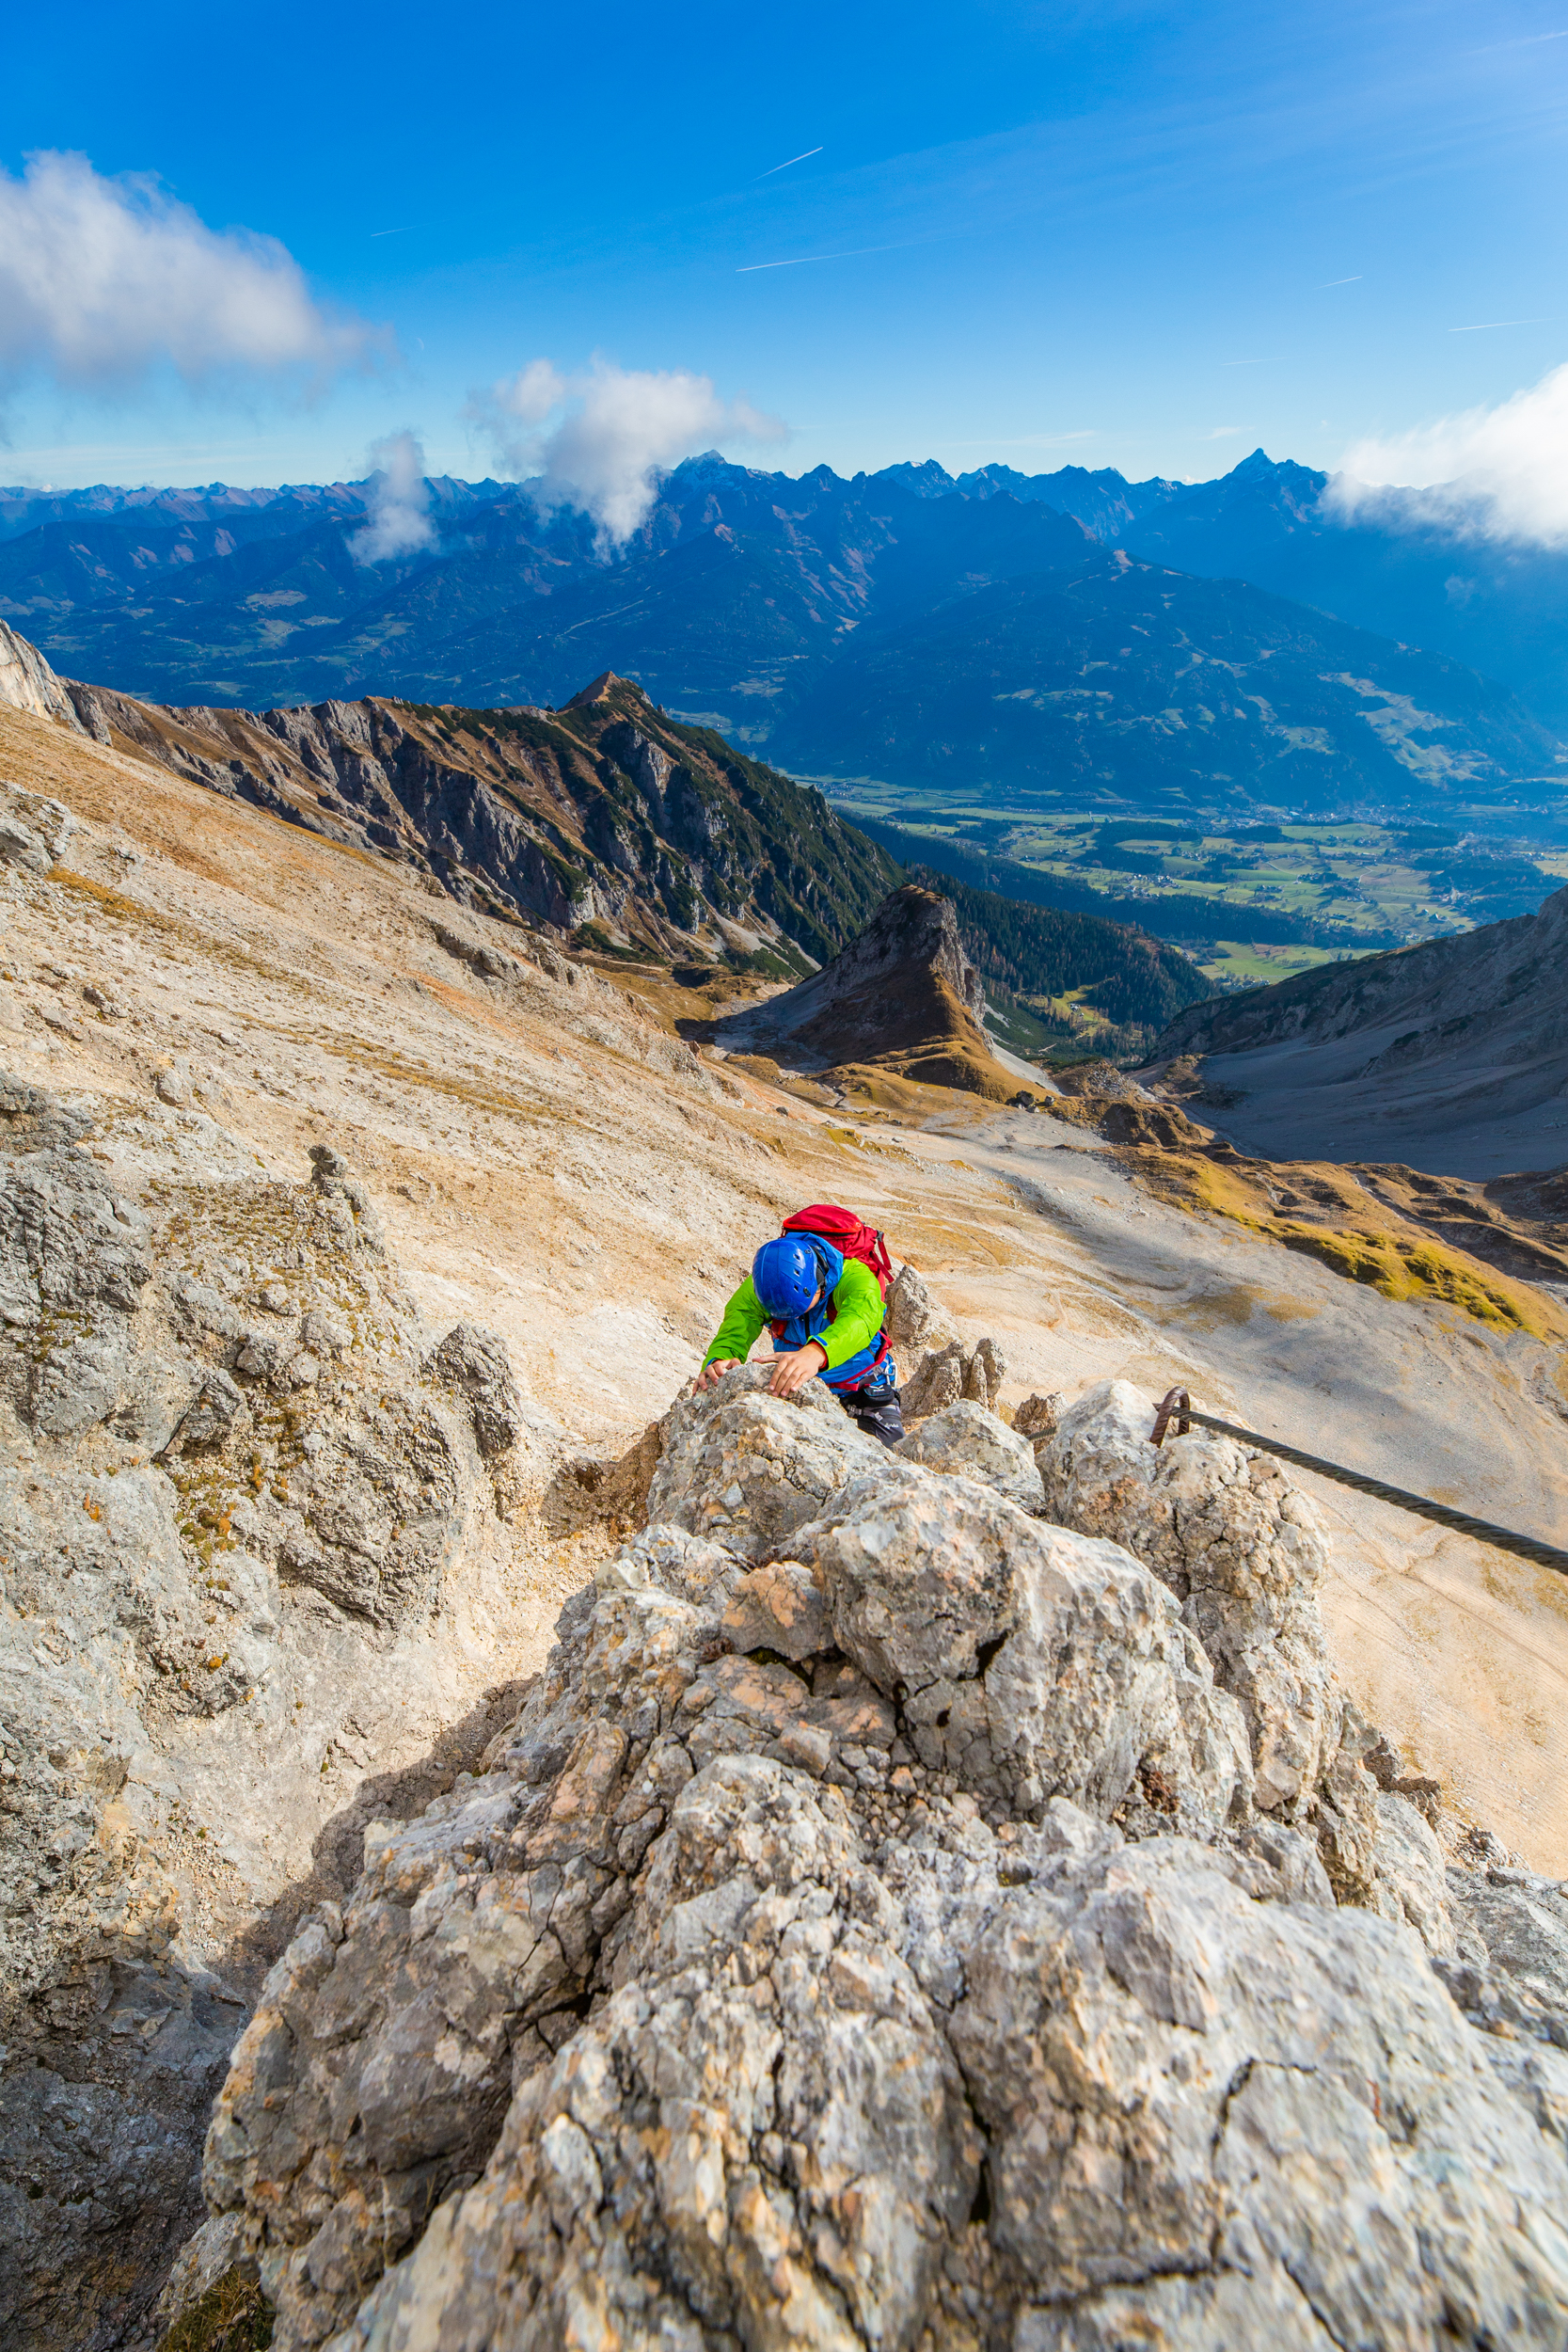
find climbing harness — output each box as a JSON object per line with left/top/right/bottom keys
{"left": 1149, "top": 1387, "right": 1568, "bottom": 1581}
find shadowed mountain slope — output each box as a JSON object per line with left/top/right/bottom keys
{"left": 8, "top": 447, "right": 1568, "bottom": 766}
{"left": 1146, "top": 883, "right": 1568, "bottom": 1176}
{"left": 903, "top": 865, "right": 1212, "bottom": 1031}
{"left": 3, "top": 623, "right": 1218, "bottom": 1053}
{"left": 1118, "top": 450, "right": 1568, "bottom": 739}
{"left": 5, "top": 462, "right": 1093, "bottom": 721}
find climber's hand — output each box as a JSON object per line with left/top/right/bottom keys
{"left": 696, "top": 1357, "right": 740, "bottom": 1391}
{"left": 769, "top": 1343, "right": 828, "bottom": 1398}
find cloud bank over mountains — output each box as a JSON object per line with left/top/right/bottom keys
{"left": 0, "top": 150, "right": 385, "bottom": 401}
{"left": 470, "top": 358, "right": 786, "bottom": 541}
{"left": 349, "top": 430, "right": 437, "bottom": 564}
{"left": 1333, "top": 361, "right": 1568, "bottom": 548}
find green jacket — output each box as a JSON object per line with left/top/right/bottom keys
{"left": 703, "top": 1256, "right": 886, "bottom": 1375}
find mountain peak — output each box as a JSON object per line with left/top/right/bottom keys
{"left": 564, "top": 670, "right": 642, "bottom": 708}
{"left": 858, "top": 460, "right": 957, "bottom": 500}
{"left": 717, "top": 882, "right": 1022, "bottom": 1101}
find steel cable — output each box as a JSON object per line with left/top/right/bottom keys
{"left": 1149, "top": 1388, "right": 1568, "bottom": 1581}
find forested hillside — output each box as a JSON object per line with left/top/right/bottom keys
{"left": 917, "top": 867, "right": 1212, "bottom": 1030}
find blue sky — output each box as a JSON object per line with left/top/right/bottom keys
{"left": 3, "top": 0, "right": 1567, "bottom": 492}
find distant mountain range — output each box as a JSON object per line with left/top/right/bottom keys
{"left": 4, "top": 451, "right": 1565, "bottom": 818}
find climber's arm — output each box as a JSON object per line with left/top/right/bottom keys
{"left": 699, "top": 1276, "right": 768, "bottom": 1384}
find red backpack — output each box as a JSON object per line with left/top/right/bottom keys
{"left": 782, "top": 1204, "right": 895, "bottom": 1297}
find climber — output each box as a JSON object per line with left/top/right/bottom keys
{"left": 696, "top": 1205, "right": 905, "bottom": 1449}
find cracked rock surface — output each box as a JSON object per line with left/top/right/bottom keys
{"left": 183, "top": 1368, "right": 1568, "bottom": 2350}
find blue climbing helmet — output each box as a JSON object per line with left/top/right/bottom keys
{"left": 752, "top": 1233, "right": 824, "bottom": 1317}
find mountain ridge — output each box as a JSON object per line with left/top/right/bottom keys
{"left": 1, "top": 616, "right": 1211, "bottom": 1041}
{"left": 8, "top": 451, "right": 1565, "bottom": 781}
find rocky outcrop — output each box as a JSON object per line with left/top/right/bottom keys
{"left": 0, "top": 1075, "right": 545, "bottom": 2351}
{"left": 1037, "top": 1379, "right": 1468, "bottom": 1938}
{"left": 895, "top": 1397, "right": 1044, "bottom": 1511}
{"left": 881, "top": 1263, "right": 1011, "bottom": 1421}
{"left": 0, "top": 778, "right": 74, "bottom": 880}
{"left": 172, "top": 1365, "right": 1568, "bottom": 2350}
{"left": 718, "top": 885, "right": 1021, "bottom": 1100}
{"left": 0, "top": 614, "right": 85, "bottom": 733}
{"left": 1040, "top": 1381, "right": 1342, "bottom": 1820}
{"left": 884, "top": 1259, "right": 960, "bottom": 1360}
{"left": 900, "top": 1331, "right": 1006, "bottom": 1419}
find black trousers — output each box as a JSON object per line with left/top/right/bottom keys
{"left": 838, "top": 1386, "right": 905, "bottom": 1451}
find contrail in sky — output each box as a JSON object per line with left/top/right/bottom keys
{"left": 1449, "top": 318, "right": 1548, "bottom": 331}
{"left": 1470, "top": 25, "right": 1568, "bottom": 47}
{"left": 737, "top": 242, "right": 901, "bottom": 273}
{"left": 1319, "top": 275, "right": 1362, "bottom": 287}
{"left": 755, "top": 147, "right": 823, "bottom": 179}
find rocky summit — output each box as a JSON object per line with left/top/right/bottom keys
{"left": 157, "top": 1364, "right": 1568, "bottom": 2351}
{"left": 717, "top": 883, "right": 1029, "bottom": 1104}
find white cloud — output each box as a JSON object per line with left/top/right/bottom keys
{"left": 470, "top": 358, "right": 786, "bottom": 542}
{"left": 0, "top": 150, "right": 384, "bottom": 393}
{"left": 349, "top": 431, "right": 436, "bottom": 564}
{"left": 1330, "top": 362, "right": 1568, "bottom": 546}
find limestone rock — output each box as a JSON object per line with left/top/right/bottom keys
{"left": 1369, "top": 1788, "right": 1458, "bottom": 1955}
{"left": 420, "top": 1318, "right": 538, "bottom": 1513}
{"left": 721, "top": 1557, "right": 830, "bottom": 1661}
{"left": 1014, "top": 1389, "right": 1065, "bottom": 1440}
{"left": 899, "top": 1336, "right": 964, "bottom": 1420}
{"left": 147, "top": 2210, "right": 256, "bottom": 2340}
{"left": 645, "top": 1362, "right": 882, "bottom": 1559}
{"left": 1040, "top": 1379, "right": 1341, "bottom": 1817}
{"left": 1445, "top": 1866, "right": 1568, "bottom": 2044}
{"left": 884, "top": 1260, "right": 959, "bottom": 1357}
{"left": 144, "top": 1360, "right": 1568, "bottom": 2352}
{"left": 0, "top": 812, "right": 53, "bottom": 875}
{"left": 422, "top": 1320, "right": 523, "bottom": 1460}
{"left": 0, "top": 1074, "right": 152, "bottom": 1436}
{"left": 1035, "top": 1380, "right": 1473, "bottom": 1948}
{"left": 0, "top": 619, "right": 85, "bottom": 733}
{"left": 962, "top": 1331, "right": 1006, "bottom": 1406}
{"left": 896, "top": 1395, "right": 1044, "bottom": 1511}
{"left": 8, "top": 786, "right": 73, "bottom": 874}
{"left": 795, "top": 1459, "right": 1254, "bottom": 1835}
{"left": 169, "top": 1364, "right": 247, "bottom": 1451}
{"left": 0, "top": 1081, "right": 537, "bottom": 2350}
{"left": 202, "top": 1528, "right": 742, "bottom": 2344}
{"left": 951, "top": 1836, "right": 1568, "bottom": 2348}
{"left": 902, "top": 1331, "right": 1006, "bottom": 1420}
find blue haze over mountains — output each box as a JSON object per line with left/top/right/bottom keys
{"left": 2, "top": 451, "right": 1564, "bottom": 829}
